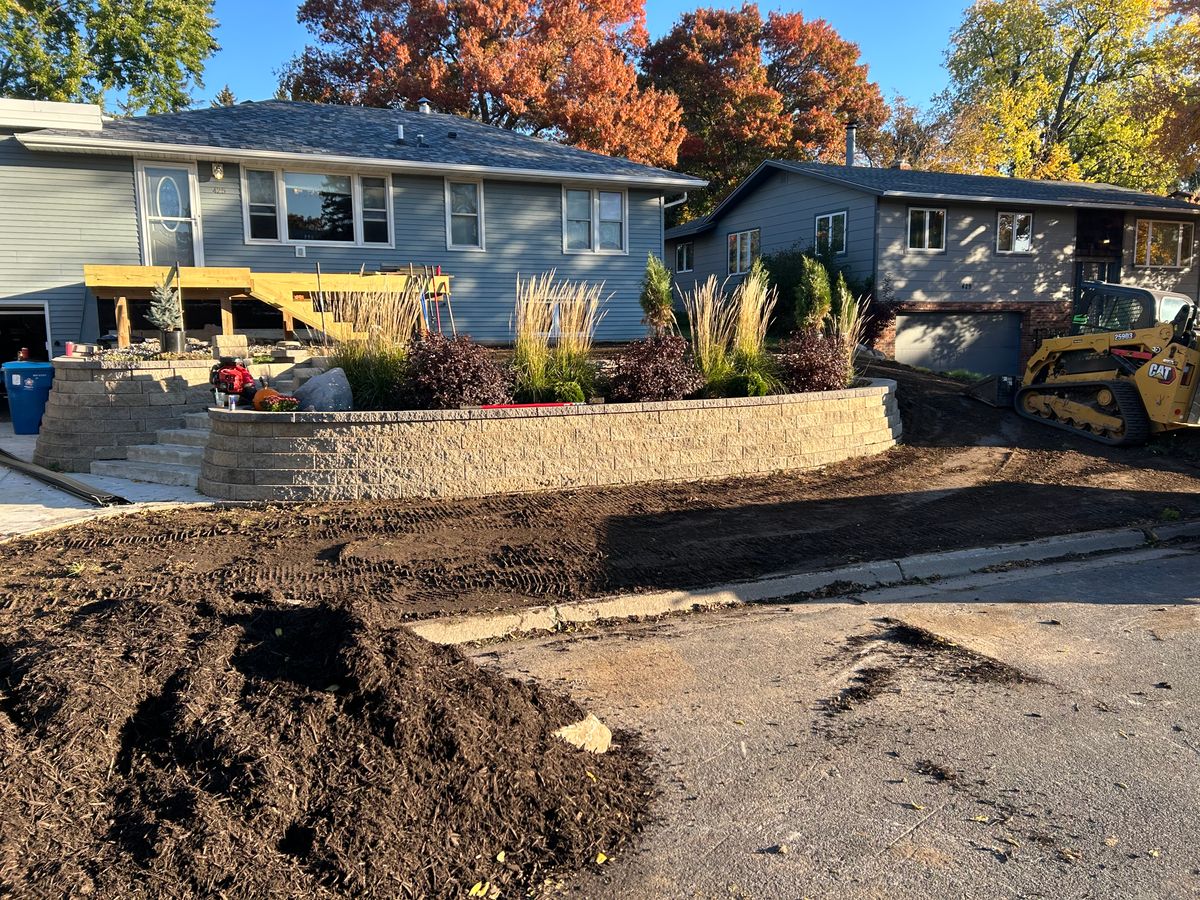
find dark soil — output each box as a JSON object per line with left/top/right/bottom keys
{"left": 0, "top": 592, "right": 651, "bottom": 898}
{"left": 822, "top": 617, "right": 1036, "bottom": 717}
{"left": 3, "top": 362, "right": 1199, "bottom": 626}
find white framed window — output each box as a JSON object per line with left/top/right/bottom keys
{"left": 1135, "top": 219, "right": 1195, "bottom": 268}
{"left": 907, "top": 207, "right": 946, "bottom": 251}
{"left": 815, "top": 210, "right": 847, "bottom": 256}
{"left": 563, "top": 187, "right": 627, "bottom": 253}
{"left": 675, "top": 241, "right": 694, "bottom": 273}
{"left": 997, "top": 211, "right": 1034, "bottom": 254}
{"left": 445, "top": 179, "right": 484, "bottom": 250}
{"left": 727, "top": 228, "right": 760, "bottom": 275}
{"left": 240, "top": 168, "right": 393, "bottom": 247}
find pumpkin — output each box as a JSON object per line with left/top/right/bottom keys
{"left": 252, "top": 387, "right": 281, "bottom": 411}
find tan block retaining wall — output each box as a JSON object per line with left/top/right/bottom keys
{"left": 33, "top": 358, "right": 216, "bottom": 471}
{"left": 198, "top": 378, "right": 901, "bottom": 502}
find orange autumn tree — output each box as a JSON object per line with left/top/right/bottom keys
{"left": 280, "top": 0, "right": 685, "bottom": 167}
{"left": 644, "top": 4, "right": 887, "bottom": 218}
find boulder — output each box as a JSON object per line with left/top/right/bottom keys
{"left": 553, "top": 714, "right": 612, "bottom": 754}
{"left": 294, "top": 367, "right": 353, "bottom": 412}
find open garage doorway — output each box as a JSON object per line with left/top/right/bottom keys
{"left": 0, "top": 306, "right": 50, "bottom": 418}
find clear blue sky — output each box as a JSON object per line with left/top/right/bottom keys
{"left": 201, "top": 0, "right": 969, "bottom": 110}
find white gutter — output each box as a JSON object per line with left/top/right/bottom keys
{"left": 16, "top": 131, "right": 708, "bottom": 190}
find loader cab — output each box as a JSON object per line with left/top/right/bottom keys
{"left": 1072, "top": 282, "right": 1193, "bottom": 338}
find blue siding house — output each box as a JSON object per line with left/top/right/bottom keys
{"left": 666, "top": 160, "right": 1200, "bottom": 375}
{"left": 0, "top": 98, "right": 704, "bottom": 358}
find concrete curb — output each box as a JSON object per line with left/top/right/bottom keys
{"left": 407, "top": 520, "right": 1200, "bottom": 645}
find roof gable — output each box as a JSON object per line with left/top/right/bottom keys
{"left": 17, "top": 100, "right": 705, "bottom": 189}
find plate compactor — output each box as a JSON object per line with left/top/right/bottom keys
{"left": 972, "top": 281, "right": 1200, "bottom": 446}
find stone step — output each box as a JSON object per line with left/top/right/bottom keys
{"left": 156, "top": 427, "right": 211, "bottom": 448}
{"left": 183, "top": 412, "right": 213, "bottom": 430}
{"left": 127, "top": 443, "right": 204, "bottom": 466}
{"left": 91, "top": 459, "right": 199, "bottom": 488}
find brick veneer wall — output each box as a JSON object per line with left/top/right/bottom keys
{"left": 198, "top": 379, "right": 902, "bottom": 502}
{"left": 874, "top": 301, "right": 1074, "bottom": 368}
{"left": 33, "top": 358, "right": 215, "bottom": 472}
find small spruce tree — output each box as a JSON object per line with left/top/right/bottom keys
{"left": 638, "top": 252, "right": 675, "bottom": 333}
{"left": 147, "top": 278, "right": 183, "bottom": 331}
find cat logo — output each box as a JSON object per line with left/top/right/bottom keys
{"left": 1147, "top": 361, "right": 1176, "bottom": 384}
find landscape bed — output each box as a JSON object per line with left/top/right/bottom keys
{"left": 199, "top": 378, "right": 902, "bottom": 501}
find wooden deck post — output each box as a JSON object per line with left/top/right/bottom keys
{"left": 220, "top": 296, "right": 235, "bottom": 335}
{"left": 282, "top": 310, "right": 295, "bottom": 340}
{"left": 115, "top": 296, "right": 131, "bottom": 348}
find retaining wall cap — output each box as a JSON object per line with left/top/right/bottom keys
{"left": 53, "top": 357, "right": 214, "bottom": 371}
{"left": 208, "top": 377, "right": 897, "bottom": 426}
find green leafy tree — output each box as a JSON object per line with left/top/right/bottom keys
{"left": 940, "top": 0, "right": 1199, "bottom": 191}
{"left": 0, "top": 0, "right": 218, "bottom": 114}
{"left": 638, "top": 253, "right": 675, "bottom": 333}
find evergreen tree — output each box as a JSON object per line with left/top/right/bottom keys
{"left": 147, "top": 278, "right": 183, "bottom": 331}
{"left": 211, "top": 84, "right": 236, "bottom": 107}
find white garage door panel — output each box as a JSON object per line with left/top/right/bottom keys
{"left": 896, "top": 312, "right": 1022, "bottom": 376}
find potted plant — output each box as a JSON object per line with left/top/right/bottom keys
{"left": 147, "top": 276, "right": 186, "bottom": 354}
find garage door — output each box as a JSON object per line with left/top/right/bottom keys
{"left": 895, "top": 312, "right": 1022, "bottom": 376}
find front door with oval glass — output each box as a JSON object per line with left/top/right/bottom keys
{"left": 138, "top": 163, "right": 202, "bottom": 267}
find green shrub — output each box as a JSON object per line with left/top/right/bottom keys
{"left": 639, "top": 252, "right": 675, "bottom": 333}
{"left": 798, "top": 256, "right": 833, "bottom": 331}
{"left": 760, "top": 244, "right": 808, "bottom": 332}
{"left": 727, "top": 372, "right": 770, "bottom": 397}
{"left": 552, "top": 380, "right": 585, "bottom": 403}
{"left": 330, "top": 341, "right": 407, "bottom": 411}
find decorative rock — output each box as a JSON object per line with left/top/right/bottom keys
{"left": 293, "top": 367, "right": 353, "bottom": 412}
{"left": 554, "top": 714, "right": 612, "bottom": 754}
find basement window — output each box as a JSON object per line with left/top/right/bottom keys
{"left": 1135, "top": 219, "right": 1194, "bottom": 268}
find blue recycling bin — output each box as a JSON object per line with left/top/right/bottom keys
{"left": 3, "top": 361, "right": 55, "bottom": 435}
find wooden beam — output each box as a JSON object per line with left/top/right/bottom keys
{"left": 282, "top": 310, "right": 295, "bottom": 340}
{"left": 115, "top": 296, "right": 131, "bottom": 349}
{"left": 219, "top": 297, "right": 234, "bottom": 336}
{"left": 84, "top": 265, "right": 252, "bottom": 292}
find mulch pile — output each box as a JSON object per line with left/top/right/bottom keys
{"left": 0, "top": 591, "right": 650, "bottom": 898}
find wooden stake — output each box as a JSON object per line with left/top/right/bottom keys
{"left": 220, "top": 296, "right": 234, "bottom": 335}
{"left": 115, "top": 296, "right": 131, "bottom": 348}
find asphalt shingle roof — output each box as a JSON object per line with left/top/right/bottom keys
{"left": 668, "top": 160, "right": 1200, "bottom": 238}
{"left": 21, "top": 100, "right": 705, "bottom": 188}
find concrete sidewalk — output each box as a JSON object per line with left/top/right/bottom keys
{"left": 0, "top": 422, "right": 207, "bottom": 540}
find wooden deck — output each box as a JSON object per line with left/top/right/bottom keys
{"left": 83, "top": 265, "right": 451, "bottom": 347}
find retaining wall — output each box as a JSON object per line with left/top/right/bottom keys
{"left": 198, "top": 379, "right": 902, "bottom": 502}
{"left": 33, "top": 358, "right": 214, "bottom": 471}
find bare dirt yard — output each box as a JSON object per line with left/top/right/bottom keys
{"left": 1, "top": 363, "right": 1198, "bottom": 897}
{"left": 3, "top": 362, "right": 1197, "bottom": 623}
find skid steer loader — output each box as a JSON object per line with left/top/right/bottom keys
{"left": 1013, "top": 281, "right": 1200, "bottom": 445}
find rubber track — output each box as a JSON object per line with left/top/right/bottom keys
{"left": 1014, "top": 379, "right": 1151, "bottom": 447}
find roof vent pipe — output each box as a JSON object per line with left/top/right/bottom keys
{"left": 417, "top": 97, "right": 432, "bottom": 114}
{"left": 845, "top": 120, "right": 857, "bottom": 167}
{"left": 397, "top": 124, "right": 405, "bottom": 144}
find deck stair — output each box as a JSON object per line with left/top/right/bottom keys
{"left": 90, "top": 412, "right": 210, "bottom": 488}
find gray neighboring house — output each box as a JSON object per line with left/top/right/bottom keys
{"left": 0, "top": 97, "right": 704, "bottom": 359}
{"left": 666, "top": 160, "right": 1200, "bottom": 375}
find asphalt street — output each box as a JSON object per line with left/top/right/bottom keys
{"left": 476, "top": 542, "right": 1200, "bottom": 899}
